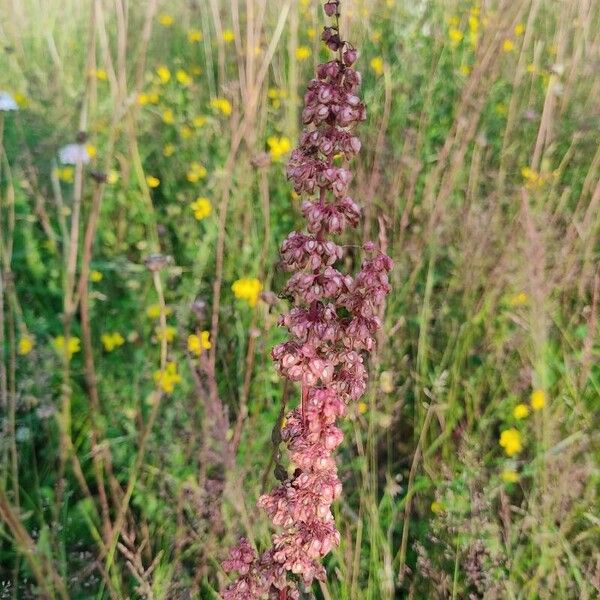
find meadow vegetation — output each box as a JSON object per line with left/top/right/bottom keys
{"left": 0, "top": 0, "right": 598, "bottom": 598}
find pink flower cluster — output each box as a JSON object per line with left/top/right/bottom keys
{"left": 222, "top": 2, "right": 392, "bottom": 598}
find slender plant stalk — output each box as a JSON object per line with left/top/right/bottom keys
{"left": 0, "top": 487, "right": 70, "bottom": 600}
{"left": 100, "top": 268, "right": 168, "bottom": 594}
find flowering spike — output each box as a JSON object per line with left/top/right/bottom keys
{"left": 222, "top": 2, "right": 392, "bottom": 597}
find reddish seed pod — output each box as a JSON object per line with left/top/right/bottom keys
{"left": 343, "top": 48, "right": 358, "bottom": 66}
{"left": 222, "top": 2, "right": 392, "bottom": 598}
{"left": 317, "top": 85, "right": 333, "bottom": 104}
{"left": 323, "top": 2, "right": 337, "bottom": 17}
{"left": 326, "top": 36, "right": 341, "bottom": 51}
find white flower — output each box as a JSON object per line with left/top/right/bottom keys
{"left": 58, "top": 143, "right": 90, "bottom": 165}
{"left": 0, "top": 91, "right": 18, "bottom": 111}
{"left": 16, "top": 426, "right": 31, "bottom": 442}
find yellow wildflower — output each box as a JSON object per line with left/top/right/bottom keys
{"left": 449, "top": 28, "right": 463, "bottom": 47}
{"left": 267, "top": 136, "right": 292, "bottom": 161}
{"left": 146, "top": 175, "right": 160, "bottom": 188}
{"left": 90, "top": 270, "right": 103, "bottom": 282}
{"left": 186, "top": 162, "right": 207, "bottom": 183}
{"left": 18, "top": 335, "right": 34, "bottom": 356}
{"left": 502, "top": 39, "right": 515, "bottom": 52}
{"left": 268, "top": 88, "right": 287, "bottom": 109}
{"left": 86, "top": 144, "right": 97, "bottom": 159}
{"left": 468, "top": 15, "right": 479, "bottom": 34}
{"left": 307, "top": 27, "right": 317, "bottom": 39}
{"left": 222, "top": 29, "right": 235, "bottom": 43}
{"left": 210, "top": 97, "right": 232, "bottom": 116}
{"left": 521, "top": 166, "right": 542, "bottom": 189}
{"left": 459, "top": 64, "right": 472, "bottom": 76}
{"left": 94, "top": 68, "right": 108, "bottom": 81}
{"left": 468, "top": 15, "right": 479, "bottom": 47}
{"left": 530, "top": 389, "right": 546, "bottom": 411}
{"left": 513, "top": 404, "right": 530, "bottom": 419}
{"left": 514, "top": 23, "right": 525, "bottom": 36}
{"left": 158, "top": 14, "right": 174, "bottom": 27}
{"left": 55, "top": 166, "right": 74, "bottom": 183}
{"left": 495, "top": 102, "right": 507, "bottom": 116}
{"left": 295, "top": 46, "right": 311, "bottom": 61}
{"left": 370, "top": 56, "right": 384, "bottom": 76}
{"left": 430, "top": 501, "right": 443, "bottom": 514}
{"left": 13, "top": 92, "right": 28, "bottom": 108}
{"left": 162, "top": 108, "right": 175, "bottom": 124}
{"left": 138, "top": 93, "right": 151, "bottom": 106}
{"left": 163, "top": 143, "right": 176, "bottom": 157}
{"left": 357, "top": 401, "right": 368, "bottom": 414}
{"left": 148, "top": 92, "right": 160, "bottom": 104}
{"left": 232, "top": 278, "right": 263, "bottom": 307}
{"left": 155, "top": 325, "right": 176, "bottom": 343}
{"left": 191, "top": 197, "right": 212, "bottom": 220}
{"left": 101, "top": 332, "right": 125, "bottom": 352}
{"left": 188, "top": 29, "right": 203, "bottom": 43}
{"left": 108, "top": 170, "right": 119, "bottom": 185}
{"left": 499, "top": 428, "right": 522, "bottom": 457}
{"left": 176, "top": 69, "right": 192, "bottom": 86}
{"left": 192, "top": 115, "right": 207, "bottom": 128}
{"left": 187, "top": 331, "right": 212, "bottom": 356}
{"left": 154, "top": 361, "right": 181, "bottom": 393}
{"left": 507, "top": 291, "right": 528, "bottom": 307}
{"left": 501, "top": 469, "right": 519, "bottom": 483}
{"left": 180, "top": 125, "right": 193, "bottom": 139}
{"left": 157, "top": 65, "right": 171, "bottom": 84}
{"left": 53, "top": 335, "right": 81, "bottom": 360}
{"left": 146, "top": 303, "right": 172, "bottom": 319}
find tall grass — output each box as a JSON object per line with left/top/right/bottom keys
{"left": 0, "top": 0, "right": 598, "bottom": 598}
